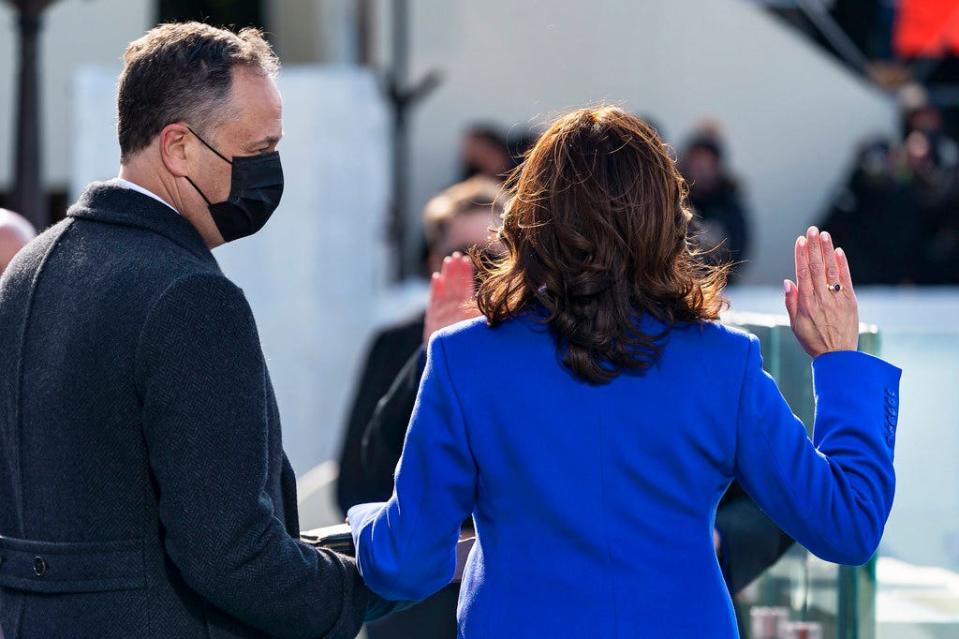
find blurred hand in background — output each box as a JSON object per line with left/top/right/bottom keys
{"left": 423, "top": 253, "right": 482, "bottom": 345}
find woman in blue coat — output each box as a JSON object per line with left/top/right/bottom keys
{"left": 348, "top": 107, "right": 901, "bottom": 637}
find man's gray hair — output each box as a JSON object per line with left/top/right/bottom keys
{"left": 117, "top": 22, "right": 280, "bottom": 162}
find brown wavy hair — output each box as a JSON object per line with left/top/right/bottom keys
{"left": 473, "top": 107, "right": 729, "bottom": 384}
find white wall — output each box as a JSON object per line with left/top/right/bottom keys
{"left": 269, "top": 0, "right": 360, "bottom": 65}
{"left": 377, "top": 0, "right": 898, "bottom": 284}
{"left": 0, "top": 0, "right": 152, "bottom": 191}
{"left": 71, "top": 67, "right": 392, "bottom": 475}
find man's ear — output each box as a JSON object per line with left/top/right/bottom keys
{"left": 158, "top": 123, "right": 191, "bottom": 177}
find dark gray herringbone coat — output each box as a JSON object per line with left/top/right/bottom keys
{"left": 0, "top": 182, "right": 369, "bottom": 639}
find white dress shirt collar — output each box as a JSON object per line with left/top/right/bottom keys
{"left": 112, "top": 178, "right": 180, "bottom": 215}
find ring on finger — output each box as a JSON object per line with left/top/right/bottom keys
{"left": 828, "top": 283, "right": 842, "bottom": 293}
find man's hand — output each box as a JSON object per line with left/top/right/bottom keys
{"left": 423, "top": 252, "right": 482, "bottom": 345}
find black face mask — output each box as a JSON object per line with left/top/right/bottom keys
{"left": 185, "top": 126, "right": 284, "bottom": 243}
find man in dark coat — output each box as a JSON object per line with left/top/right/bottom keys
{"left": 0, "top": 23, "right": 389, "bottom": 639}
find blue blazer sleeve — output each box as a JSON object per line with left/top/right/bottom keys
{"left": 734, "top": 335, "right": 902, "bottom": 566}
{"left": 349, "top": 333, "right": 477, "bottom": 602}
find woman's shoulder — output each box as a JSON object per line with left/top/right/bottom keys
{"left": 667, "top": 319, "right": 758, "bottom": 358}
{"left": 431, "top": 314, "right": 757, "bottom": 352}
{"left": 432, "top": 313, "right": 532, "bottom": 343}
{"left": 431, "top": 314, "right": 490, "bottom": 345}
{"left": 429, "top": 312, "right": 547, "bottom": 357}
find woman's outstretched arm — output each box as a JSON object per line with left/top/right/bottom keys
{"left": 735, "top": 227, "right": 901, "bottom": 565}
{"left": 348, "top": 330, "right": 478, "bottom": 602}
{"left": 733, "top": 335, "right": 899, "bottom": 565}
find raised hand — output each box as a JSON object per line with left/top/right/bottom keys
{"left": 423, "top": 252, "right": 483, "bottom": 346}
{"left": 784, "top": 227, "right": 859, "bottom": 359}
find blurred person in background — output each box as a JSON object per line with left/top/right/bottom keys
{"left": 460, "top": 124, "right": 538, "bottom": 182}
{"left": 900, "top": 87, "right": 959, "bottom": 282}
{"left": 336, "top": 176, "right": 504, "bottom": 638}
{"left": 900, "top": 84, "right": 959, "bottom": 159}
{"left": 823, "top": 87, "right": 959, "bottom": 284}
{"left": 347, "top": 107, "right": 900, "bottom": 637}
{"left": 506, "top": 128, "right": 542, "bottom": 169}
{"left": 679, "top": 125, "right": 752, "bottom": 282}
{"left": 903, "top": 127, "right": 959, "bottom": 283}
{"left": 336, "top": 176, "right": 505, "bottom": 512}
{"left": 0, "top": 209, "right": 36, "bottom": 276}
{"left": 821, "top": 138, "right": 924, "bottom": 284}
{"left": 461, "top": 125, "right": 513, "bottom": 181}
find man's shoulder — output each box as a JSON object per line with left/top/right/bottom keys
{"left": 53, "top": 213, "right": 241, "bottom": 328}
{"left": 70, "top": 211, "right": 209, "bottom": 263}
{"left": 136, "top": 272, "right": 256, "bottom": 362}
{"left": 61, "top": 212, "right": 226, "bottom": 301}
{"left": 149, "top": 271, "right": 248, "bottom": 318}
{"left": 64, "top": 182, "right": 217, "bottom": 281}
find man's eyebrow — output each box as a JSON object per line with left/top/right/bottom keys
{"left": 249, "top": 134, "right": 281, "bottom": 149}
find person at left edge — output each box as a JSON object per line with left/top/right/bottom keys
{"left": 0, "top": 22, "right": 394, "bottom": 639}
{"left": 0, "top": 209, "right": 35, "bottom": 276}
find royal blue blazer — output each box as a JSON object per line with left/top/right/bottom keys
{"left": 349, "top": 313, "right": 901, "bottom": 638}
